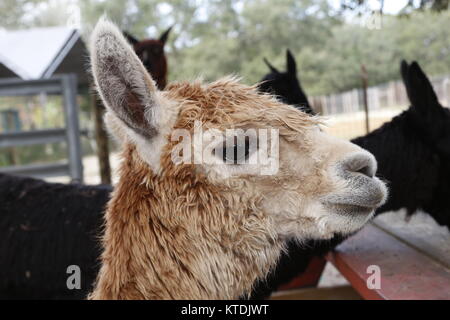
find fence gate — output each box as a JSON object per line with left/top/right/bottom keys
{"left": 0, "top": 74, "right": 83, "bottom": 182}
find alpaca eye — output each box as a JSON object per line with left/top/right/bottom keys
{"left": 222, "top": 136, "right": 251, "bottom": 164}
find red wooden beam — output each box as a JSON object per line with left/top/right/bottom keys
{"left": 326, "top": 223, "right": 450, "bottom": 300}
{"left": 278, "top": 256, "right": 327, "bottom": 291}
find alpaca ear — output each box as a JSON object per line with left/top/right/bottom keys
{"left": 91, "top": 19, "right": 161, "bottom": 140}
{"left": 286, "top": 50, "right": 297, "bottom": 76}
{"left": 263, "top": 58, "right": 279, "bottom": 74}
{"left": 404, "top": 61, "right": 440, "bottom": 113}
{"left": 400, "top": 60, "right": 409, "bottom": 86}
{"left": 123, "top": 31, "right": 139, "bottom": 45}
{"left": 159, "top": 25, "right": 173, "bottom": 45}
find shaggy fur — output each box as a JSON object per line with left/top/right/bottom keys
{"left": 0, "top": 173, "right": 109, "bottom": 299}
{"left": 0, "top": 32, "right": 389, "bottom": 301}
{"left": 88, "top": 19, "right": 386, "bottom": 300}
{"left": 1, "top": 57, "right": 442, "bottom": 301}
{"left": 123, "top": 26, "right": 172, "bottom": 90}
{"left": 250, "top": 58, "right": 450, "bottom": 299}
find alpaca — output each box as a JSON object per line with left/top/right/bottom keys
{"left": 252, "top": 57, "right": 450, "bottom": 299}
{"left": 87, "top": 19, "right": 386, "bottom": 300}
{"left": 259, "top": 50, "right": 314, "bottom": 115}
{"left": 0, "top": 173, "right": 109, "bottom": 299}
{"left": 123, "top": 26, "right": 172, "bottom": 90}
{"left": 355, "top": 60, "right": 450, "bottom": 224}
{"left": 0, "top": 59, "right": 446, "bottom": 301}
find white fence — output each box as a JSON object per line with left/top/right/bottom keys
{"left": 311, "top": 75, "right": 450, "bottom": 115}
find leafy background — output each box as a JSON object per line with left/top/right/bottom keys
{"left": 1, "top": 0, "right": 450, "bottom": 96}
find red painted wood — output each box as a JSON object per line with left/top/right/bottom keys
{"left": 326, "top": 223, "right": 450, "bottom": 300}
{"left": 278, "top": 256, "right": 327, "bottom": 291}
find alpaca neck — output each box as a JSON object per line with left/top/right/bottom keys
{"left": 91, "top": 149, "right": 282, "bottom": 299}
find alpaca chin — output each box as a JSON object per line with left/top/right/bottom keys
{"left": 317, "top": 177, "right": 387, "bottom": 236}
{"left": 303, "top": 202, "right": 376, "bottom": 240}
{"left": 321, "top": 204, "right": 376, "bottom": 236}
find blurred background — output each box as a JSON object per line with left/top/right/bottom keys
{"left": 1, "top": 0, "right": 450, "bottom": 183}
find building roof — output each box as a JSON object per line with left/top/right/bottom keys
{"left": 0, "top": 26, "right": 89, "bottom": 86}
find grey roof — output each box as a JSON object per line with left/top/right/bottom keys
{"left": 0, "top": 26, "right": 89, "bottom": 86}
{"left": 0, "top": 62, "right": 16, "bottom": 78}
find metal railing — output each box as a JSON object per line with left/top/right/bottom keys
{"left": 0, "top": 74, "right": 83, "bottom": 182}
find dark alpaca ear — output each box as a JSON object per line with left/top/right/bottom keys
{"left": 122, "top": 31, "right": 139, "bottom": 45}
{"left": 159, "top": 25, "right": 173, "bottom": 45}
{"left": 286, "top": 50, "right": 297, "bottom": 76}
{"left": 263, "top": 58, "right": 279, "bottom": 74}
{"left": 404, "top": 61, "right": 440, "bottom": 113}
{"left": 400, "top": 60, "right": 409, "bottom": 87}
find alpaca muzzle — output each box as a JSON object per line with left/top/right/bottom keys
{"left": 323, "top": 152, "right": 388, "bottom": 214}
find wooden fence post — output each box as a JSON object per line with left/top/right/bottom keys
{"left": 91, "top": 87, "right": 111, "bottom": 185}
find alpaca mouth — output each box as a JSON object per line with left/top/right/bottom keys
{"left": 323, "top": 202, "right": 375, "bottom": 216}
{"left": 321, "top": 176, "right": 387, "bottom": 216}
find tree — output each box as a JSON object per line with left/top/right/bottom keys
{"left": 2, "top": 0, "right": 450, "bottom": 97}
{"left": 297, "top": 10, "right": 450, "bottom": 95}
{"left": 0, "top": 0, "right": 74, "bottom": 29}
{"left": 340, "top": 0, "right": 450, "bottom": 15}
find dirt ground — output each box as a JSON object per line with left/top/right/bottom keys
{"left": 321, "top": 108, "right": 405, "bottom": 140}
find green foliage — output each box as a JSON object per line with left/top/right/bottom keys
{"left": 0, "top": 0, "right": 77, "bottom": 29}
{"left": 168, "top": 0, "right": 340, "bottom": 84}
{"left": 300, "top": 11, "right": 450, "bottom": 95}
{"left": 340, "top": 0, "right": 450, "bottom": 14}
{"left": 2, "top": 0, "right": 450, "bottom": 96}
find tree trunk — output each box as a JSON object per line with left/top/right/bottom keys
{"left": 92, "top": 91, "right": 111, "bottom": 184}
{"left": 361, "top": 64, "right": 370, "bottom": 134}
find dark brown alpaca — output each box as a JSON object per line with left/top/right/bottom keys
{"left": 123, "top": 26, "right": 172, "bottom": 90}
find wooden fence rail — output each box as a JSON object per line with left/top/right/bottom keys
{"left": 312, "top": 75, "right": 450, "bottom": 115}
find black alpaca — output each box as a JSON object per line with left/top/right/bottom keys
{"left": 0, "top": 174, "right": 110, "bottom": 299}
{"left": 259, "top": 50, "right": 314, "bottom": 115}
{"left": 252, "top": 58, "right": 450, "bottom": 299}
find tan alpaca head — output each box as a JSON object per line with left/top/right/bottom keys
{"left": 90, "top": 19, "right": 387, "bottom": 299}
{"left": 91, "top": 19, "right": 386, "bottom": 241}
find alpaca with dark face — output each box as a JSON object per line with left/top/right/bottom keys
{"left": 250, "top": 58, "right": 450, "bottom": 299}
{"left": 123, "top": 26, "right": 172, "bottom": 90}
{"left": 259, "top": 50, "right": 314, "bottom": 115}
{"left": 355, "top": 61, "right": 450, "bottom": 225}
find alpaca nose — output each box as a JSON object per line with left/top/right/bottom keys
{"left": 341, "top": 152, "right": 376, "bottom": 178}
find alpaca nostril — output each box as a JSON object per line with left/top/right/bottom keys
{"left": 356, "top": 164, "right": 373, "bottom": 178}
{"left": 342, "top": 153, "right": 376, "bottom": 178}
